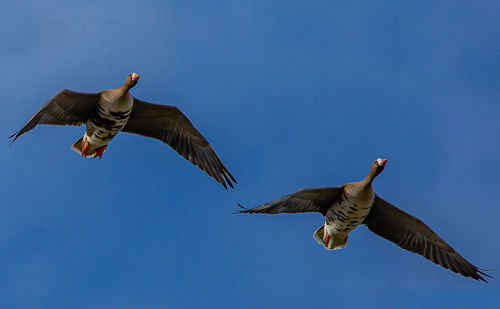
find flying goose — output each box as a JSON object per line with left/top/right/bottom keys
{"left": 10, "top": 73, "right": 236, "bottom": 189}
{"left": 238, "top": 159, "right": 490, "bottom": 281}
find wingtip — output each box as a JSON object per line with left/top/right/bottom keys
{"left": 222, "top": 169, "right": 237, "bottom": 189}
{"left": 8, "top": 133, "right": 19, "bottom": 147}
{"left": 476, "top": 269, "right": 493, "bottom": 282}
{"left": 228, "top": 173, "right": 237, "bottom": 184}
{"left": 220, "top": 176, "right": 237, "bottom": 190}
{"left": 231, "top": 204, "right": 247, "bottom": 215}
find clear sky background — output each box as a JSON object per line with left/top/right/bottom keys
{"left": 1, "top": 1, "right": 499, "bottom": 308}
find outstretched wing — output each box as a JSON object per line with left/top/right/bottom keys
{"left": 363, "top": 196, "right": 491, "bottom": 281}
{"left": 10, "top": 89, "right": 99, "bottom": 143}
{"left": 122, "top": 98, "right": 236, "bottom": 189}
{"left": 238, "top": 187, "right": 343, "bottom": 216}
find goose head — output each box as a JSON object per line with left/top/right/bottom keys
{"left": 125, "top": 72, "right": 140, "bottom": 89}
{"left": 366, "top": 158, "right": 387, "bottom": 183}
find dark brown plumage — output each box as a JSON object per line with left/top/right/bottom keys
{"left": 122, "top": 98, "right": 236, "bottom": 188}
{"left": 363, "top": 196, "right": 490, "bottom": 282}
{"left": 9, "top": 90, "right": 100, "bottom": 143}
{"left": 238, "top": 159, "right": 490, "bottom": 281}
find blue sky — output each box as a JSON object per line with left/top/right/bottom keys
{"left": 1, "top": 0, "right": 499, "bottom": 307}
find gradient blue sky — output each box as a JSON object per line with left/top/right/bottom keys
{"left": 1, "top": 1, "right": 499, "bottom": 308}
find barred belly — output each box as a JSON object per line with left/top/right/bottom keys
{"left": 86, "top": 104, "right": 132, "bottom": 147}
{"left": 326, "top": 195, "right": 373, "bottom": 235}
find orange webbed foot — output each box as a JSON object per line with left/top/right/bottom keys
{"left": 323, "top": 231, "right": 330, "bottom": 245}
{"left": 94, "top": 145, "right": 107, "bottom": 159}
{"left": 81, "top": 138, "right": 90, "bottom": 158}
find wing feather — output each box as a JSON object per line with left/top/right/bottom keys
{"left": 363, "top": 196, "right": 491, "bottom": 281}
{"left": 10, "top": 89, "right": 99, "bottom": 144}
{"left": 238, "top": 187, "right": 343, "bottom": 216}
{"left": 122, "top": 98, "right": 236, "bottom": 189}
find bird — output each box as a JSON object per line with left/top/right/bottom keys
{"left": 9, "top": 73, "right": 237, "bottom": 189}
{"left": 237, "top": 158, "right": 490, "bottom": 281}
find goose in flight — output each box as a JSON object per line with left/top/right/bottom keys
{"left": 238, "top": 159, "right": 490, "bottom": 281}
{"left": 10, "top": 73, "right": 236, "bottom": 189}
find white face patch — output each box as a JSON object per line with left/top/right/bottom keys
{"left": 376, "top": 158, "right": 387, "bottom": 166}
{"left": 131, "top": 73, "right": 139, "bottom": 80}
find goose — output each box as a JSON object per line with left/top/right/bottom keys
{"left": 238, "top": 159, "right": 490, "bottom": 281}
{"left": 10, "top": 73, "right": 236, "bottom": 189}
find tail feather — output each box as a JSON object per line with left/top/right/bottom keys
{"left": 313, "top": 225, "right": 348, "bottom": 251}
{"left": 71, "top": 137, "right": 85, "bottom": 155}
